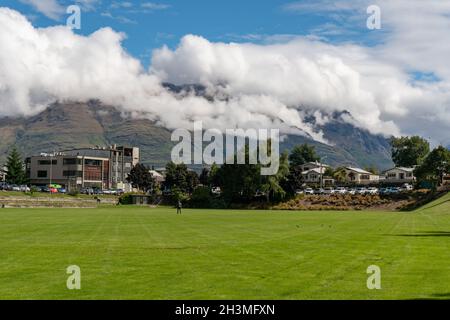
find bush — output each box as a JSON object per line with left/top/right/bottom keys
{"left": 118, "top": 193, "right": 134, "bottom": 205}
{"left": 190, "top": 186, "right": 213, "bottom": 208}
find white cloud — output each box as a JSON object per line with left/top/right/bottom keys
{"left": 19, "top": 0, "right": 65, "bottom": 20}
{"left": 141, "top": 2, "right": 171, "bottom": 10}
{"left": 1, "top": 1, "right": 450, "bottom": 146}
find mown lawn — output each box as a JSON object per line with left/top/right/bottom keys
{"left": 0, "top": 193, "right": 449, "bottom": 300}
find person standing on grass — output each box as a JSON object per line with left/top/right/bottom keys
{"left": 177, "top": 200, "right": 182, "bottom": 214}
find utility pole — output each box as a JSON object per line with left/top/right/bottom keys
{"left": 320, "top": 156, "right": 327, "bottom": 189}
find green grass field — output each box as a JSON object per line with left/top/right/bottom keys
{"left": 0, "top": 193, "right": 449, "bottom": 300}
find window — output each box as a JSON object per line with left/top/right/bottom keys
{"left": 361, "top": 175, "right": 370, "bottom": 180}
{"left": 388, "top": 173, "right": 396, "bottom": 178}
{"left": 63, "top": 158, "right": 80, "bottom": 165}
{"left": 38, "top": 160, "right": 57, "bottom": 165}
{"left": 37, "top": 170, "right": 47, "bottom": 178}
{"left": 85, "top": 159, "right": 102, "bottom": 166}
{"left": 63, "top": 170, "right": 82, "bottom": 177}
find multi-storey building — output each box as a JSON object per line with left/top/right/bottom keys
{"left": 26, "top": 145, "right": 139, "bottom": 191}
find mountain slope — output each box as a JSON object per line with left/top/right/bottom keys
{"left": 0, "top": 101, "right": 393, "bottom": 170}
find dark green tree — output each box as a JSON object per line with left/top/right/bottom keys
{"left": 288, "top": 144, "right": 319, "bottom": 167}
{"left": 199, "top": 168, "right": 210, "bottom": 186}
{"left": 390, "top": 136, "right": 430, "bottom": 167}
{"left": 414, "top": 146, "right": 450, "bottom": 187}
{"left": 5, "top": 147, "right": 27, "bottom": 185}
{"left": 216, "top": 146, "right": 262, "bottom": 204}
{"left": 261, "top": 151, "right": 290, "bottom": 202}
{"left": 126, "top": 163, "right": 155, "bottom": 192}
{"left": 164, "top": 162, "right": 199, "bottom": 193}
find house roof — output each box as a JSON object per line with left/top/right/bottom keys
{"left": 302, "top": 167, "right": 326, "bottom": 175}
{"left": 303, "top": 161, "right": 330, "bottom": 167}
{"left": 383, "top": 167, "right": 415, "bottom": 173}
{"left": 345, "top": 167, "right": 373, "bottom": 175}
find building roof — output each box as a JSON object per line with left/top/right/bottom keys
{"left": 345, "top": 167, "right": 373, "bottom": 175}
{"left": 302, "top": 167, "right": 327, "bottom": 175}
{"left": 303, "top": 161, "right": 330, "bottom": 167}
{"left": 383, "top": 167, "right": 415, "bottom": 173}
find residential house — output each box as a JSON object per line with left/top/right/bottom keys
{"left": 383, "top": 167, "right": 415, "bottom": 184}
{"left": 0, "top": 166, "right": 6, "bottom": 182}
{"left": 299, "top": 161, "right": 330, "bottom": 172}
{"left": 344, "top": 167, "right": 380, "bottom": 185}
{"left": 302, "top": 167, "right": 335, "bottom": 186}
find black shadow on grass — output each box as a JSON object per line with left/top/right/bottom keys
{"left": 387, "top": 231, "right": 450, "bottom": 237}
{"left": 407, "top": 292, "right": 450, "bottom": 300}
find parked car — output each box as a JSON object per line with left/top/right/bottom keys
{"left": 348, "top": 188, "right": 357, "bottom": 195}
{"left": 304, "top": 188, "right": 314, "bottom": 195}
{"left": 11, "top": 185, "right": 21, "bottom": 192}
{"left": 378, "top": 187, "right": 389, "bottom": 195}
{"left": 335, "top": 187, "right": 347, "bottom": 194}
{"left": 401, "top": 183, "right": 413, "bottom": 191}
{"left": 323, "top": 187, "right": 335, "bottom": 195}
{"left": 19, "top": 185, "right": 30, "bottom": 192}
{"left": 57, "top": 188, "right": 67, "bottom": 194}
{"left": 314, "top": 188, "right": 325, "bottom": 195}
{"left": 366, "top": 187, "right": 379, "bottom": 195}
{"left": 356, "top": 187, "right": 367, "bottom": 195}
{"left": 295, "top": 190, "right": 304, "bottom": 195}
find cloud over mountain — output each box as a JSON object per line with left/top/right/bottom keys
{"left": 1, "top": 1, "right": 450, "bottom": 146}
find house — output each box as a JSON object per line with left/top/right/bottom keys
{"left": 302, "top": 167, "right": 335, "bottom": 186}
{"left": 344, "top": 167, "right": 380, "bottom": 185}
{"left": 299, "top": 161, "right": 330, "bottom": 172}
{"left": 0, "top": 166, "right": 6, "bottom": 182}
{"left": 383, "top": 167, "right": 415, "bottom": 183}
{"left": 150, "top": 170, "right": 165, "bottom": 184}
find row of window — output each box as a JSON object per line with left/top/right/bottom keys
{"left": 37, "top": 171, "right": 83, "bottom": 178}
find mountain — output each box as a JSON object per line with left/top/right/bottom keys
{"left": 0, "top": 101, "right": 394, "bottom": 171}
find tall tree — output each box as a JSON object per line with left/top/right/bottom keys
{"left": 261, "top": 151, "right": 290, "bottom": 202}
{"left": 126, "top": 163, "right": 155, "bottom": 192}
{"left": 332, "top": 167, "right": 348, "bottom": 184}
{"left": 164, "top": 162, "right": 198, "bottom": 194}
{"left": 390, "top": 136, "right": 430, "bottom": 167}
{"left": 5, "top": 147, "right": 27, "bottom": 185}
{"left": 414, "top": 146, "right": 450, "bottom": 187}
{"left": 216, "top": 146, "right": 262, "bottom": 204}
{"left": 199, "top": 168, "right": 210, "bottom": 186}
{"left": 288, "top": 144, "right": 319, "bottom": 167}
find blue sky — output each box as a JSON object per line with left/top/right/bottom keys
{"left": 3, "top": 0, "right": 379, "bottom": 66}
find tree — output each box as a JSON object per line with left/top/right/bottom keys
{"left": 199, "top": 168, "right": 210, "bottom": 186}
{"left": 164, "top": 162, "right": 199, "bottom": 194}
{"left": 414, "top": 146, "right": 450, "bottom": 187}
{"left": 288, "top": 144, "right": 319, "bottom": 167}
{"left": 365, "top": 166, "right": 379, "bottom": 175}
{"left": 5, "top": 146, "right": 27, "bottom": 185}
{"left": 390, "top": 136, "right": 430, "bottom": 167}
{"left": 284, "top": 165, "right": 304, "bottom": 194}
{"left": 332, "top": 167, "right": 348, "bottom": 184}
{"left": 126, "top": 163, "right": 155, "bottom": 192}
{"left": 262, "top": 151, "right": 290, "bottom": 202}
{"left": 216, "top": 146, "right": 262, "bottom": 204}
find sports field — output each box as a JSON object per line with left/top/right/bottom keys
{"left": 0, "top": 193, "right": 449, "bottom": 300}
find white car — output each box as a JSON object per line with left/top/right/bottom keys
{"left": 356, "top": 187, "right": 367, "bottom": 195}
{"left": 323, "top": 187, "right": 335, "bottom": 195}
{"left": 335, "top": 187, "right": 347, "bottom": 194}
{"left": 366, "top": 187, "right": 379, "bottom": 195}
{"left": 348, "top": 188, "right": 357, "bottom": 195}
{"left": 401, "top": 184, "right": 413, "bottom": 191}
{"left": 304, "top": 188, "right": 314, "bottom": 195}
